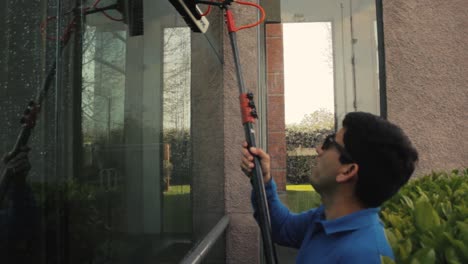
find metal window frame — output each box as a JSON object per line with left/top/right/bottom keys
{"left": 180, "top": 215, "right": 230, "bottom": 264}
{"left": 375, "top": 0, "right": 387, "bottom": 119}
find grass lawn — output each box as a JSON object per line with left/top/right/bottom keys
{"left": 163, "top": 184, "right": 321, "bottom": 229}
{"left": 284, "top": 185, "right": 321, "bottom": 213}
{"left": 286, "top": 184, "right": 314, "bottom": 191}
{"left": 163, "top": 185, "right": 191, "bottom": 233}
{"left": 164, "top": 185, "right": 191, "bottom": 195}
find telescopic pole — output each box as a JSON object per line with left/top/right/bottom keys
{"left": 224, "top": 5, "right": 278, "bottom": 264}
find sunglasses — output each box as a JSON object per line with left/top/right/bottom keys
{"left": 321, "top": 133, "right": 354, "bottom": 164}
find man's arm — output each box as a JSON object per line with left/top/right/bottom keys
{"left": 242, "top": 143, "right": 318, "bottom": 248}
{"left": 253, "top": 178, "right": 320, "bottom": 248}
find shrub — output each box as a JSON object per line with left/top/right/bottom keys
{"left": 163, "top": 128, "right": 191, "bottom": 185}
{"left": 285, "top": 127, "right": 332, "bottom": 184}
{"left": 284, "top": 109, "right": 334, "bottom": 184}
{"left": 380, "top": 169, "right": 468, "bottom": 264}
{"left": 285, "top": 126, "right": 331, "bottom": 151}
{"left": 286, "top": 156, "right": 315, "bottom": 184}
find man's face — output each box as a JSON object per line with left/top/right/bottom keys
{"left": 309, "top": 128, "right": 347, "bottom": 194}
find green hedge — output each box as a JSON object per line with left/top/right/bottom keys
{"left": 285, "top": 127, "right": 332, "bottom": 151}
{"left": 380, "top": 169, "right": 468, "bottom": 264}
{"left": 287, "top": 156, "right": 315, "bottom": 184}
{"left": 286, "top": 127, "right": 332, "bottom": 184}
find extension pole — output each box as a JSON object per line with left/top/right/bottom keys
{"left": 0, "top": 34, "right": 64, "bottom": 204}
{"left": 0, "top": 61, "right": 57, "bottom": 204}
{"left": 224, "top": 5, "right": 278, "bottom": 264}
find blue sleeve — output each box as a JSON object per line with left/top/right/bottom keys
{"left": 251, "top": 179, "right": 319, "bottom": 248}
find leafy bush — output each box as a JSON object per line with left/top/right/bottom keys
{"left": 285, "top": 126, "right": 331, "bottom": 151}
{"left": 286, "top": 156, "right": 315, "bottom": 184}
{"left": 380, "top": 169, "right": 468, "bottom": 264}
{"left": 285, "top": 127, "right": 332, "bottom": 184}
{"left": 163, "top": 128, "right": 191, "bottom": 185}
{"left": 288, "top": 108, "right": 334, "bottom": 134}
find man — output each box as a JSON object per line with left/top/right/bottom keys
{"left": 241, "top": 112, "right": 418, "bottom": 263}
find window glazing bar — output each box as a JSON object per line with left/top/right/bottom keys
{"left": 180, "top": 215, "right": 230, "bottom": 264}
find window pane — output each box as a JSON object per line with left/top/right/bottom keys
{"left": 1, "top": 0, "right": 224, "bottom": 263}
{"left": 284, "top": 22, "right": 335, "bottom": 126}
{"left": 78, "top": 4, "right": 194, "bottom": 263}
{"left": 283, "top": 22, "right": 335, "bottom": 189}
{"left": 163, "top": 27, "right": 191, "bottom": 235}
{"left": 1, "top": 1, "right": 65, "bottom": 263}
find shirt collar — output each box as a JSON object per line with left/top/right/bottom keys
{"left": 314, "top": 206, "right": 381, "bottom": 235}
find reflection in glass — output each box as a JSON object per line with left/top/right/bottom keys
{"left": 162, "top": 27, "right": 191, "bottom": 235}
{"left": 78, "top": 20, "right": 193, "bottom": 264}
{"left": 1, "top": 0, "right": 225, "bottom": 262}
{"left": 0, "top": 1, "right": 61, "bottom": 263}
{"left": 82, "top": 28, "right": 126, "bottom": 145}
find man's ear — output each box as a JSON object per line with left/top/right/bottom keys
{"left": 336, "top": 163, "right": 359, "bottom": 183}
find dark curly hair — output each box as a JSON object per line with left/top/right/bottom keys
{"left": 342, "top": 112, "right": 419, "bottom": 207}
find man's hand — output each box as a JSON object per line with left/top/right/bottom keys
{"left": 2, "top": 147, "right": 31, "bottom": 183}
{"left": 240, "top": 141, "right": 272, "bottom": 183}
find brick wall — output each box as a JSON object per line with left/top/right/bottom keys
{"left": 266, "top": 23, "right": 287, "bottom": 192}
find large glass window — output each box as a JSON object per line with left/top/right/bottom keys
{"left": 1, "top": 0, "right": 224, "bottom": 263}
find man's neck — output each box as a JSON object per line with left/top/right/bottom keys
{"left": 321, "top": 190, "right": 365, "bottom": 220}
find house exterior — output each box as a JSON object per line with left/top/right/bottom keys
{"left": 0, "top": 0, "right": 465, "bottom": 263}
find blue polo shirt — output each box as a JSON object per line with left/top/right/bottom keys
{"left": 252, "top": 179, "right": 394, "bottom": 264}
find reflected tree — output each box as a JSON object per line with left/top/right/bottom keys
{"left": 81, "top": 25, "right": 126, "bottom": 145}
